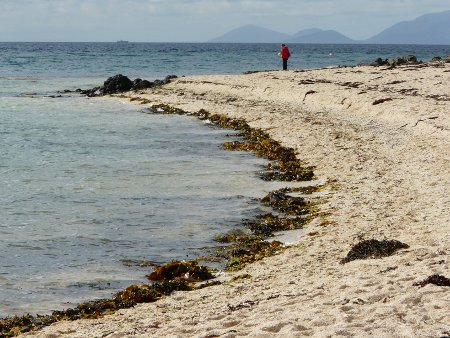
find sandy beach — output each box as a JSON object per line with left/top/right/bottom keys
{"left": 22, "top": 62, "right": 449, "bottom": 337}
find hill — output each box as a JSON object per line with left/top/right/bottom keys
{"left": 209, "top": 25, "right": 290, "bottom": 43}
{"left": 209, "top": 10, "right": 450, "bottom": 45}
{"left": 366, "top": 10, "right": 450, "bottom": 44}
{"left": 289, "top": 29, "right": 355, "bottom": 44}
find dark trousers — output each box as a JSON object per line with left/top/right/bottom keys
{"left": 283, "top": 58, "right": 288, "bottom": 70}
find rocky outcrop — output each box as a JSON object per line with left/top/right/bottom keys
{"left": 370, "top": 55, "right": 422, "bottom": 67}
{"left": 79, "top": 74, "right": 177, "bottom": 97}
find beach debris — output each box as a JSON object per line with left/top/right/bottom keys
{"left": 341, "top": 239, "right": 409, "bottom": 264}
{"left": 341, "top": 81, "right": 363, "bottom": 88}
{"left": 372, "top": 98, "right": 393, "bottom": 105}
{"left": 380, "top": 266, "right": 398, "bottom": 273}
{"left": 147, "top": 260, "right": 214, "bottom": 282}
{"left": 298, "top": 79, "right": 332, "bottom": 85}
{"left": 413, "top": 274, "right": 450, "bottom": 287}
{"left": 227, "top": 300, "right": 258, "bottom": 312}
{"left": 303, "top": 90, "right": 317, "bottom": 101}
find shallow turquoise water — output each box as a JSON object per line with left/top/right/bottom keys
{"left": 0, "top": 77, "right": 271, "bottom": 316}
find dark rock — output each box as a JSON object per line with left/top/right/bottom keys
{"left": 80, "top": 86, "right": 102, "bottom": 97}
{"left": 164, "top": 75, "right": 178, "bottom": 83}
{"left": 102, "top": 74, "right": 133, "bottom": 94}
{"left": 431, "top": 56, "right": 442, "bottom": 62}
{"left": 132, "top": 78, "right": 154, "bottom": 90}
{"left": 405, "top": 55, "right": 419, "bottom": 63}
{"left": 78, "top": 74, "right": 178, "bottom": 97}
{"left": 370, "top": 58, "right": 388, "bottom": 66}
{"left": 371, "top": 55, "right": 421, "bottom": 67}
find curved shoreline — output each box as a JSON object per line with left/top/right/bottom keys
{"left": 20, "top": 62, "right": 450, "bottom": 337}
{"left": 2, "top": 101, "right": 320, "bottom": 337}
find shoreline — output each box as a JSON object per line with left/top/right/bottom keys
{"left": 20, "top": 62, "right": 449, "bottom": 337}
{"left": 3, "top": 104, "right": 321, "bottom": 335}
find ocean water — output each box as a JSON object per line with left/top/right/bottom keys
{"left": 1, "top": 42, "right": 449, "bottom": 317}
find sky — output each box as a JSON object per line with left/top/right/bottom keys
{"left": 0, "top": 0, "right": 449, "bottom": 42}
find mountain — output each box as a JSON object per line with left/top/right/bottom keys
{"left": 291, "top": 28, "right": 323, "bottom": 39}
{"left": 209, "top": 24, "right": 291, "bottom": 43}
{"left": 366, "top": 10, "right": 450, "bottom": 44}
{"left": 209, "top": 10, "right": 450, "bottom": 44}
{"left": 289, "top": 29, "right": 355, "bottom": 43}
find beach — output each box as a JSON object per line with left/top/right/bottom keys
{"left": 21, "top": 62, "right": 449, "bottom": 337}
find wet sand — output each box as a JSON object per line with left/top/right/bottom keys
{"left": 22, "top": 62, "right": 449, "bottom": 337}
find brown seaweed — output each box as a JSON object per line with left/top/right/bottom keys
{"left": 243, "top": 213, "right": 309, "bottom": 236}
{"left": 341, "top": 239, "right": 409, "bottom": 264}
{"left": 413, "top": 274, "right": 450, "bottom": 287}
{"left": 260, "top": 191, "right": 311, "bottom": 215}
{"left": 0, "top": 282, "right": 191, "bottom": 337}
{"left": 147, "top": 260, "right": 214, "bottom": 282}
{"left": 225, "top": 240, "right": 284, "bottom": 271}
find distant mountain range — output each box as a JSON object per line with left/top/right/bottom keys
{"left": 209, "top": 10, "right": 450, "bottom": 44}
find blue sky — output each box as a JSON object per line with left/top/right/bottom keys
{"left": 0, "top": 0, "right": 448, "bottom": 42}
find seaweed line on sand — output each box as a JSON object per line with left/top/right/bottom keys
{"left": 0, "top": 103, "right": 323, "bottom": 337}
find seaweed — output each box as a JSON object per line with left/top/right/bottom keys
{"left": 0, "top": 282, "right": 191, "bottom": 337}
{"left": 147, "top": 260, "right": 214, "bottom": 282}
{"left": 413, "top": 274, "right": 450, "bottom": 288}
{"left": 372, "top": 98, "right": 393, "bottom": 105}
{"left": 224, "top": 240, "right": 284, "bottom": 271}
{"left": 214, "top": 229, "right": 249, "bottom": 243}
{"left": 341, "top": 239, "right": 409, "bottom": 264}
{"left": 260, "top": 191, "right": 311, "bottom": 215}
{"left": 244, "top": 213, "right": 309, "bottom": 236}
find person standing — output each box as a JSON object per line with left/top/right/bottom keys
{"left": 280, "top": 43, "right": 290, "bottom": 70}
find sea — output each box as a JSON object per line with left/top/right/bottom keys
{"left": 1, "top": 42, "right": 449, "bottom": 317}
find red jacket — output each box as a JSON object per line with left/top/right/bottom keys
{"left": 281, "top": 46, "right": 290, "bottom": 59}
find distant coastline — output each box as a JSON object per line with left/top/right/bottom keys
{"left": 210, "top": 10, "right": 450, "bottom": 44}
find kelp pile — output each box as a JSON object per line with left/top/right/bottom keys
{"left": 147, "top": 260, "right": 214, "bottom": 282}
{"left": 413, "top": 274, "right": 450, "bottom": 288}
{"left": 1, "top": 104, "right": 319, "bottom": 337}
{"left": 341, "top": 239, "right": 409, "bottom": 264}
{"left": 214, "top": 191, "right": 315, "bottom": 271}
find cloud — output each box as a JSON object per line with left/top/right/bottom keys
{"left": 0, "top": 0, "right": 448, "bottom": 41}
